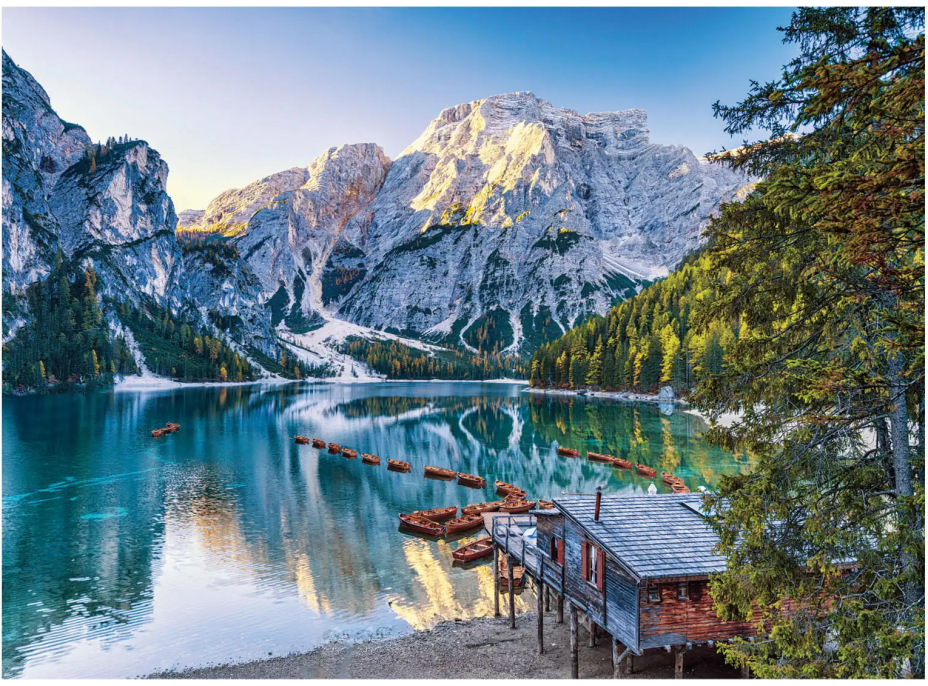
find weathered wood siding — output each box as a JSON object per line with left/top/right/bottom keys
{"left": 604, "top": 557, "right": 638, "bottom": 649}
{"left": 638, "top": 578, "right": 757, "bottom": 649}
{"left": 563, "top": 517, "right": 605, "bottom": 625}
{"left": 535, "top": 513, "right": 565, "bottom": 592}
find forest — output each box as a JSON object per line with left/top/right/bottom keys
{"left": 341, "top": 336, "right": 526, "bottom": 380}
{"left": 528, "top": 250, "right": 735, "bottom": 394}
{"left": 119, "top": 300, "right": 261, "bottom": 382}
{"left": 2, "top": 265, "right": 139, "bottom": 393}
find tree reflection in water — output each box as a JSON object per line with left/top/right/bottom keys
{"left": 2, "top": 382, "right": 747, "bottom": 677}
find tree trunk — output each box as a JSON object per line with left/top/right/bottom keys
{"left": 887, "top": 351, "right": 923, "bottom": 677}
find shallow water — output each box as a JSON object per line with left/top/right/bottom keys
{"left": 1, "top": 382, "right": 748, "bottom": 678}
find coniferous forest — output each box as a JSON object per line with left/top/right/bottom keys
{"left": 529, "top": 250, "right": 733, "bottom": 394}
{"left": 2, "top": 264, "right": 139, "bottom": 393}
{"left": 341, "top": 336, "right": 526, "bottom": 380}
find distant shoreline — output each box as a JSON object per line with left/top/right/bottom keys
{"left": 111, "top": 375, "right": 529, "bottom": 392}
{"left": 524, "top": 386, "right": 688, "bottom": 405}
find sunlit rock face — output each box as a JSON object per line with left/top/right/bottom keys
{"left": 2, "top": 49, "right": 186, "bottom": 313}
{"left": 193, "top": 92, "right": 750, "bottom": 353}
{"left": 341, "top": 93, "right": 748, "bottom": 352}
{"left": 49, "top": 141, "right": 187, "bottom": 309}
{"left": 230, "top": 143, "right": 391, "bottom": 333}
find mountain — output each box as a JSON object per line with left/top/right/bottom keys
{"left": 3, "top": 51, "right": 750, "bottom": 388}
{"left": 181, "top": 92, "right": 752, "bottom": 356}
{"left": 2, "top": 50, "right": 185, "bottom": 318}
{"left": 0, "top": 50, "right": 299, "bottom": 388}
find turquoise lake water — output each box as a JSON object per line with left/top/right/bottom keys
{"left": 1, "top": 382, "right": 749, "bottom": 678}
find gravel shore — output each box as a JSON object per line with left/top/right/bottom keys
{"left": 151, "top": 610, "right": 740, "bottom": 679}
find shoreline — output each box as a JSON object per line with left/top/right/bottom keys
{"left": 148, "top": 611, "right": 738, "bottom": 680}
{"left": 524, "top": 386, "right": 688, "bottom": 405}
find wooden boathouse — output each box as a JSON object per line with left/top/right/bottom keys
{"left": 489, "top": 492, "right": 756, "bottom": 678}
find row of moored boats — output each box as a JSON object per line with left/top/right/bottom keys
{"left": 556, "top": 446, "right": 690, "bottom": 493}
{"left": 294, "top": 435, "right": 553, "bottom": 568}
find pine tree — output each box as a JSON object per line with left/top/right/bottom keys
{"left": 694, "top": 8, "right": 925, "bottom": 677}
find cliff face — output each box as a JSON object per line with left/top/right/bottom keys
{"left": 2, "top": 50, "right": 186, "bottom": 315}
{"left": 2, "top": 49, "right": 91, "bottom": 297}
{"left": 186, "top": 92, "right": 751, "bottom": 353}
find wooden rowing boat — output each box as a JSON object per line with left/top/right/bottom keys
{"left": 636, "top": 464, "right": 657, "bottom": 477}
{"left": 311, "top": 438, "right": 326, "bottom": 448}
{"left": 457, "top": 472, "right": 486, "bottom": 488}
{"left": 444, "top": 513, "right": 484, "bottom": 534}
{"left": 342, "top": 448, "right": 358, "bottom": 459}
{"left": 612, "top": 457, "right": 632, "bottom": 469}
{"left": 671, "top": 482, "right": 691, "bottom": 494}
{"left": 361, "top": 453, "right": 381, "bottom": 466}
{"left": 387, "top": 458, "right": 411, "bottom": 472}
{"left": 452, "top": 537, "right": 493, "bottom": 563}
{"left": 495, "top": 480, "right": 523, "bottom": 496}
{"left": 166, "top": 423, "right": 180, "bottom": 432}
{"left": 557, "top": 447, "right": 580, "bottom": 458}
{"left": 151, "top": 428, "right": 168, "bottom": 438}
{"left": 661, "top": 472, "right": 681, "bottom": 485}
{"left": 462, "top": 500, "right": 505, "bottom": 515}
{"left": 499, "top": 555, "right": 525, "bottom": 589}
{"left": 537, "top": 500, "right": 555, "bottom": 510}
{"left": 424, "top": 465, "right": 456, "bottom": 480}
{"left": 295, "top": 435, "right": 310, "bottom": 445}
{"left": 504, "top": 488, "right": 527, "bottom": 500}
{"left": 587, "top": 451, "right": 614, "bottom": 463}
{"left": 413, "top": 505, "right": 457, "bottom": 521}
{"left": 398, "top": 513, "right": 445, "bottom": 536}
{"left": 328, "top": 443, "right": 341, "bottom": 454}
{"left": 499, "top": 499, "right": 536, "bottom": 514}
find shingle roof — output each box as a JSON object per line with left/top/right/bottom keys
{"left": 552, "top": 494, "right": 725, "bottom": 580}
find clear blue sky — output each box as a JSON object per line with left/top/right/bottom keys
{"left": 3, "top": 7, "right": 798, "bottom": 212}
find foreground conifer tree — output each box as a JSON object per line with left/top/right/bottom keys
{"left": 695, "top": 7, "right": 924, "bottom": 677}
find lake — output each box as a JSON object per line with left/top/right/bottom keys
{"left": 1, "top": 382, "right": 748, "bottom": 678}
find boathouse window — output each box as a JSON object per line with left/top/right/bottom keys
{"left": 550, "top": 536, "right": 564, "bottom": 565}
{"left": 648, "top": 585, "right": 661, "bottom": 603}
{"left": 677, "top": 581, "right": 690, "bottom": 600}
{"left": 581, "top": 540, "right": 605, "bottom": 591}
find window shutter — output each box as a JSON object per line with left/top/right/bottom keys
{"left": 596, "top": 546, "right": 605, "bottom": 592}
{"left": 581, "top": 540, "right": 589, "bottom": 580}
{"left": 558, "top": 538, "right": 565, "bottom": 565}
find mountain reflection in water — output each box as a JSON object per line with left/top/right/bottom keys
{"left": 1, "top": 382, "right": 747, "bottom": 678}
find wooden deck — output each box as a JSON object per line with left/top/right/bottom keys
{"left": 487, "top": 513, "right": 541, "bottom": 577}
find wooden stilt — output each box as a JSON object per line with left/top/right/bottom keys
{"left": 493, "top": 546, "right": 500, "bottom": 618}
{"left": 612, "top": 639, "right": 623, "bottom": 679}
{"left": 741, "top": 663, "right": 751, "bottom": 679}
{"left": 536, "top": 579, "right": 545, "bottom": 655}
{"left": 545, "top": 587, "right": 551, "bottom": 612}
{"left": 508, "top": 554, "right": 516, "bottom": 629}
{"left": 557, "top": 593, "right": 564, "bottom": 624}
{"left": 627, "top": 654, "right": 635, "bottom": 675}
{"left": 570, "top": 603, "right": 579, "bottom": 679}
{"left": 675, "top": 646, "right": 684, "bottom": 679}
{"left": 588, "top": 617, "right": 596, "bottom": 647}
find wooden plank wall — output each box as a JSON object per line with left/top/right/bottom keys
{"left": 563, "top": 517, "right": 606, "bottom": 625}
{"left": 638, "top": 578, "right": 757, "bottom": 649}
{"left": 604, "top": 556, "right": 638, "bottom": 649}
{"left": 535, "top": 514, "right": 565, "bottom": 592}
